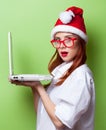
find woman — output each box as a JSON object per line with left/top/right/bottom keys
{"left": 10, "top": 6, "right": 95, "bottom": 130}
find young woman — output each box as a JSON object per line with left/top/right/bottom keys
{"left": 10, "top": 6, "right": 95, "bottom": 130}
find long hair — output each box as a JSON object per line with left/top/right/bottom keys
{"left": 48, "top": 37, "right": 87, "bottom": 86}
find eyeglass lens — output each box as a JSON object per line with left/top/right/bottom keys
{"left": 51, "top": 38, "right": 76, "bottom": 48}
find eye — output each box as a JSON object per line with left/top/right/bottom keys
{"left": 64, "top": 38, "right": 71, "bottom": 43}
{"left": 54, "top": 38, "right": 60, "bottom": 41}
{"left": 65, "top": 38, "right": 71, "bottom": 41}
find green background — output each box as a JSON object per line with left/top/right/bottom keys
{"left": 0, "top": 0, "right": 105, "bottom": 130}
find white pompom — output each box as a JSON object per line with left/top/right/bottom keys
{"left": 59, "top": 11, "right": 75, "bottom": 24}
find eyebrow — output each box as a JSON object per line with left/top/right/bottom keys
{"left": 54, "top": 37, "right": 60, "bottom": 40}
{"left": 64, "top": 34, "right": 77, "bottom": 37}
{"left": 54, "top": 34, "right": 76, "bottom": 39}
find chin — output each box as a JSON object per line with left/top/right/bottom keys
{"left": 62, "top": 58, "right": 72, "bottom": 62}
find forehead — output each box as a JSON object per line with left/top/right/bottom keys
{"left": 54, "top": 32, "right": 77, "bottom": 38}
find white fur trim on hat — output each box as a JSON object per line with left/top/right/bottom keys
{"left": 51, "top": 25, "right": 88, "bottom": 42}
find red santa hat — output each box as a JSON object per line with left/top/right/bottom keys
{"left": 51, "top": 6, "right": 88, "bottom": 43}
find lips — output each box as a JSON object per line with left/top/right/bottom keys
{"left": 61, "top": 51, "right": 68, "bottom": 57}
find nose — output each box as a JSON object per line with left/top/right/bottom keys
{"left": 59, "top": 41, "right": 65, "bottom": 48}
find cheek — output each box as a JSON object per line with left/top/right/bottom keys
{"left": 68, "top": 46, "right": 79, "bottom": 58}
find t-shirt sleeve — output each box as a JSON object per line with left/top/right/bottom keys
{"left": 55, "top": 71, "right": 92, "bottom": 129}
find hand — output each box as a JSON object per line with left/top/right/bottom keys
{"left": 9, "top": 79, "right": 42, "bottom": 88}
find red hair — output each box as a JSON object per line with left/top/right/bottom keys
{"left": 48, "top": 38, "right": 87, "bottom": 86}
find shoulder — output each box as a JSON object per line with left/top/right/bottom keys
{"left": 63, "top": 64, "right": 94, "bottom": 89}
{"left": 71, "top": 64, "right": 93, "bottom": 79}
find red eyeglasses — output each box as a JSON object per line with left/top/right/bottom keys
{"left": 50, "top": 37, "right": 77, "bottom": 49}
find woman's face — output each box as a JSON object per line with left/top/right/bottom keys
{"left": 54, "top": 32, "right": 80, "bottom": 62}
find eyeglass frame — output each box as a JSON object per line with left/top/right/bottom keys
{"left": 50, "top": 37, "right": 77, "bottom": 49}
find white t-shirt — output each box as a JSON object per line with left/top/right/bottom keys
{"left": 36, "top": 62, "right": 95, "bottom": 130}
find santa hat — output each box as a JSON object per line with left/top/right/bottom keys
{"left": 51, "top": 6, "right": 88, "bottom": 43}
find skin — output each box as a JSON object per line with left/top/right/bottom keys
{"left": 10, "top": 32, "right": 80, "bottom": 129}
{"left": 54, "top": 32, "right": 80, "bottom": 62}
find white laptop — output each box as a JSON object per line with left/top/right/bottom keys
{"left": 8, "top": 32, "right": 53, "bottom": 81}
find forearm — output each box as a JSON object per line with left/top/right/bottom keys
{"left": 36, "top": 85, "right": 64, "bottom": 129}
{"left": 31, "top": 88, "right": 39, "bottom": 113}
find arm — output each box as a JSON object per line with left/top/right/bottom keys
{"left": 31, "top": 87, "right": 39, "bottom": 113}
{"left": 10, "top": 80, "right": 64, "bottom": 129}
{"left": 34, "top": 84, "right": 64, "bottom": 129}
